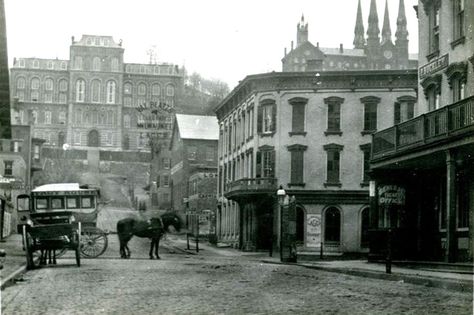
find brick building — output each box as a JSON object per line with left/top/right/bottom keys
{"left": 168, "top": 114, "right": 218, "bottom": 229}
{"left": 369, "top": 0, "right": 474, "bottom": 263}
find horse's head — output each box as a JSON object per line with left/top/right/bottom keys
{"left": 161, "top": 212, "right": 182, "bottom": 233}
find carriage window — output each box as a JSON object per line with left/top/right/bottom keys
{"left": 81, "top": 196, "right": 94, "bottom": 208}
{"left": 66, "top": 197, "right": 79, "bottom": 209}
{"left": 51, "top": 197, "right": 65, "bottom": 209}
{"left": 36, "top": 197, "right": 48, "bottom": 210}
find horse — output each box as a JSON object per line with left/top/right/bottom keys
{"left": 116, "top": 212, "right": 182, "bottom": 259}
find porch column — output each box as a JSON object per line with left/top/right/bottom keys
{"left": 446, "top": 150, "right": 457, "bottom": 263}
{"left": 369, "top": 180, "right": 378, "bottom": 229}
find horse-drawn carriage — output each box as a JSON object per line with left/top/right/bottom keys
{"left": 17, "top": 183, "right": 109, "bottom": 269}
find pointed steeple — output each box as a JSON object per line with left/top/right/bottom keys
{"left": 297, "top": 14, "right": 308, "bottom": 47}
{"left": 367, "top": 0, "right": 380, "bottom": 42}
{"left": 395, "top": 0, "right": 408, "bottom": 42}
{"left": 381, "top": 0, "right": 392, "bottom": 44}
{"left": 353, "top": 0, "right": 365, "bottom": 49}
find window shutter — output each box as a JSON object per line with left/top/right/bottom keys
{"left": 271, "top": 103, "right": 277, "bottom": 132}
{"left": 394, "top": 102, "right": 401, "bottom": 124}
{"left": 269, "top": 150, "right": 276, "bottom": 178}
{"left": 256, "top": 151, "right": 262, "bottom": 178}
{"left": 257, "top": 106, "right": 263, "bottom": 133}
{"left": 157, "top": 175, "right": 160, "bottom": 187}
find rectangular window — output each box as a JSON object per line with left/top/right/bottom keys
{"left": 36, "top": 197, "right": 48, "bottom": 210}
{"left": 66, "top": 197, "right": 79, "bottom": 209}
{"left": 59, "top": 93, "right": 67, "bottom": 103}
{"left": 51, "top": 197, "right": 65, "bottom": 210}
{"left": 290, "top": 150, "right": 304, "bottom": 184}
{"left": 59, "top": 112, "right": 66, "bottom": 124}
{"left": 263, "top": 105, "right": 273, "bottom": 133}
{"left": 364, "top": 103, "right": 377, "bottom": 131}
{"left": 44, "top": 111, "right": 52, "bottom": 124}
{"left": 430, "top": 6, "right": 440, "bottom": 55}
{"left": 163, "top": 175, "right": 170, "bottom": 187}
{"left": 326, "top": 150, "right": 340, "bottom": 183}
{"left": 44, "top": 93, "right": 52, "bottom": 103}
{"left": 3, "top": 160, "right": 13, "bottom": 176}
{"left": 81, "top": 196, "right": 94, "bottom": 208}
{"left": 292, "top": 104, "right": 305, "bottom": 133}
{"left": 453, "top": 0, "right": 465, "bottom": 40}
{"left": 327, "top": 102, "right": 341, "bottom": 132}
{"left": 33, "top": 145, "right": 40, "bottom": 160}
{"left": 257, "top": 150, "right": 275, "bottom": 178}
{"left": 162, "top": 158, "right": 171, "bottom": 169}
{"left": 31, "top": 91, "right": 39, "bottom": 102}
{"left": 188, "top": 146, "right": 197, "bottom": 160}
{"left": 394, "top": 102, "right": 415, "bottom": 124}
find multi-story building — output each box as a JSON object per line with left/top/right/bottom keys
{"left": 169, "top": 114, "right": 218, "bottom": 218}
{"left": 10, "top": 35, "right": 183, "bottom": 152}
{"left": 215, "top": 70, "right": 417, "bottom": 253}
{"left": 282, "top": 0, "right": 417, "bottom": 72}
{"left": 369, "top": 0, "right": 474, "bottom": 263}
{"left": 214, "top": 0, "right": 418, "bottom": 253}
{"left": 0, "top": 0, "right": 10, "bottom": 139}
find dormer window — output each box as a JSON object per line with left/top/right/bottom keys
{"left": 19, "top": 59, "right": 25, "bottom": 67}
{"left": 33, "top": 60, "right": 39, "bottom": 68}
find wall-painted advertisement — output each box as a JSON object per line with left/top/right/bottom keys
{"left": 306, "top": 214, "right": 321, "bottom": 247}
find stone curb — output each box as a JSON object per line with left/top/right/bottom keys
{"left": 260, "top": 260, "right": 473, "bottom": 293}
{"left": 0, "top": 259, "right": 37, "bottom": 290}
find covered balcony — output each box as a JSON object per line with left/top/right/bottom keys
{"left": 372, "top": 96, "right": 474, "bottom": 162}
{"left": 224, "top": 177, "right": 278, "bottom": 200}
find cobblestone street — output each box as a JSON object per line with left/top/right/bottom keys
{"left": 1, "top": 236, "right": 472, "bottom": 315}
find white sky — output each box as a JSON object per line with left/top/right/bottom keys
{"left": 4, "top": 0, "right": 419, "bottom": 89}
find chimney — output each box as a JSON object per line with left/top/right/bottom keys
{"left": 284, "top": 47, "right": 287, "bottom": 56}
{"left": 291, "top": 41, "right": 294, "bottom": 51}
{"left": 317, "top": 42, "right": 319, "bottom": 48}
{"left": 339, "top": 43, "right": 344, "bottom": 53}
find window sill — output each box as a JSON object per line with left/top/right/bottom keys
{"left": 450, "top": 36, "right": 465, "bottom": 49}
{"left": 288, "top": 183, "right": 305, "bottom": 188}
{"left": 361, "top": 130, "right": 376, "bottom": 136}
{"left": 324, "top": 182, "right": 342, "bottom": 188}
{"left": 324, "top": 130, "right": 342, "bottom": 136}
{"left": 360, "top": 182, "right": 369, "bottom": 188}
{"left": 259, "top": 131, "right": 275, "bottom": 138}
{"left": 288, "top": 131, "right": 307, "bottom": 137}
{"left": 426, "top": 50, "right": 440, "bottom": 62}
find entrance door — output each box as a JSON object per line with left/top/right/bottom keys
{"left": 324, "top": 207, "right": 341, "bottom": 244}
{"left": 296, "top": 206, "right": 305, "bottom": 245}
{"left": 88, "top": 130, "right": 100, "bottom": 147}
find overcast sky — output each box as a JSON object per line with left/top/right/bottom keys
{"left": 4, "top": 0, "right": 419, "bottom": 89}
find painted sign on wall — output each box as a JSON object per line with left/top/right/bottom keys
{"left": 378, "top": 185, "right": 406, "bottom": 205}
{"left": 306, "top": 214, "right": 321, "bottom": 248}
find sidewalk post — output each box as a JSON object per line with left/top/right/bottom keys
{"left": 320, "top": 242, "right": 323, "bottom": 260}
{"left": 386, "top": 228, "right": 392, "bottom": 274}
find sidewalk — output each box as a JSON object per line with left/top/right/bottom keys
{"left": 0, "top": 234, "right": 28, "bottom": 290}
{"left": 171, "top": 237, "right": 473, "bottom": 293}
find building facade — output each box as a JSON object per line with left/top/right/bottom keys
{"left": 169, "top": 114, "right": 218, "bottom": 219}
{"left": 10, "top": 35, "right": 182, "bottom": 151}
{"left": 0, "top": 0, "right": 10, "bottom": 139}
{"left": 282, "top": 0, "right": 417, "bottom": 72}
{"left": 215, "top": 70, "right": 417, "bottom": 254}
{"left": 369, "top": 0, "right": 474, "bottom": 262}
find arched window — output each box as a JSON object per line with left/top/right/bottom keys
{"left": 360, "top": 207, "right": 370, "bottom": 248}
{"left": 138, "top": 83, "right": 147, "bottom": 95}
{"left": 99, "top": 112, "right": 107, "bottom": 125}
{"left": 124, "top": 82, "right": 132, "bottom": 95}
{"left": 91, "top": 80, "right": 101, "bottom": 103}
{"left": 111, "top": 58, "right": 119, "bottom": 72}
{"left": 93, "top": 57, "right": 101, "bottom": 71}
{"left": 76, "top": 79, "right": 85, "bottom": 102}
{"left": 324, "top": 207, "right": 341, "bottom": 243}
{"left": 106, "top": 81, "right": 116, "bottom": 104}
{"left": 30, "top": 78, "right": 40, "bottom": 102}
{"left": 75, "top": 109, "right": 82, "bottom": 124}
{"left": 45, "top": 78, "right": 53, "bottom": 91}
{"left": 17, "top": 77, "right": 25, "bottom": 89}
{"left": 74, "top": 56, "right": 83, "bottom": 70}
{"left": 31, "top": 78, "right": 40, "bottom": 90}
{"left": 152, "top": 83, "right": 161, "bottom": 96}
{"left": 166, "top": 84, "right": 175, "bottom": 96}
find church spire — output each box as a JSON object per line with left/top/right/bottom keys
{"left": 367, "top": 0, "right": 380, "bottom": 42}
{"left": 381, "top": 0, "right": 392, "bottom": 44}
{"left": 296, "top": 14, "right": 308, "bottom": 47}
{"left": 395, "top": 0, "right": 408, "bottom": 41}
{"left": 353, "top": 0, "right": 365, "bottom": 49}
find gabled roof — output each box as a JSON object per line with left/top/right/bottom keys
{"left": 175, "top": 114, "right": 219, "bottom": 140}
{"left": 283, "top": 41, "right": 326, "bottom": 61}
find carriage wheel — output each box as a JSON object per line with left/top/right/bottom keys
{"left": 80, "top": 227, "right": 108, "bottom": 258}
{"left": 23, "top": 229, "right": 41, "bottom": 270}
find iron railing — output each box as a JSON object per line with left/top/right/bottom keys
{"left": 372, "top": 96, "right": 474, "bottom": 159}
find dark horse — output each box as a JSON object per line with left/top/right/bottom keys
{"left": 116, "top": 212, "right": 182, "bottom": 259}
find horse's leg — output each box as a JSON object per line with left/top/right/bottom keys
{"left": 53, "top": 250, "right": 57, "bottom": 264}
{"left": 48, "top": 250, "right": 52, "bottom": 264}
{"left": 149, "top": 238, "right": 155, "bottom": 259}
{"left": 155, "top": 236, "right": 161, "bottom": 260}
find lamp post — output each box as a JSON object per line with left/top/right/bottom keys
{"left": 276, "top": 186, "right": 286, "bottom": 258}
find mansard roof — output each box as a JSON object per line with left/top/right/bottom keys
{"left": 73, "top": 35, "right": 122, "bottom": 48}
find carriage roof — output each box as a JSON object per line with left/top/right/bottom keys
{"left": 32, "top": 183, "right": 98, "bottom": 194}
